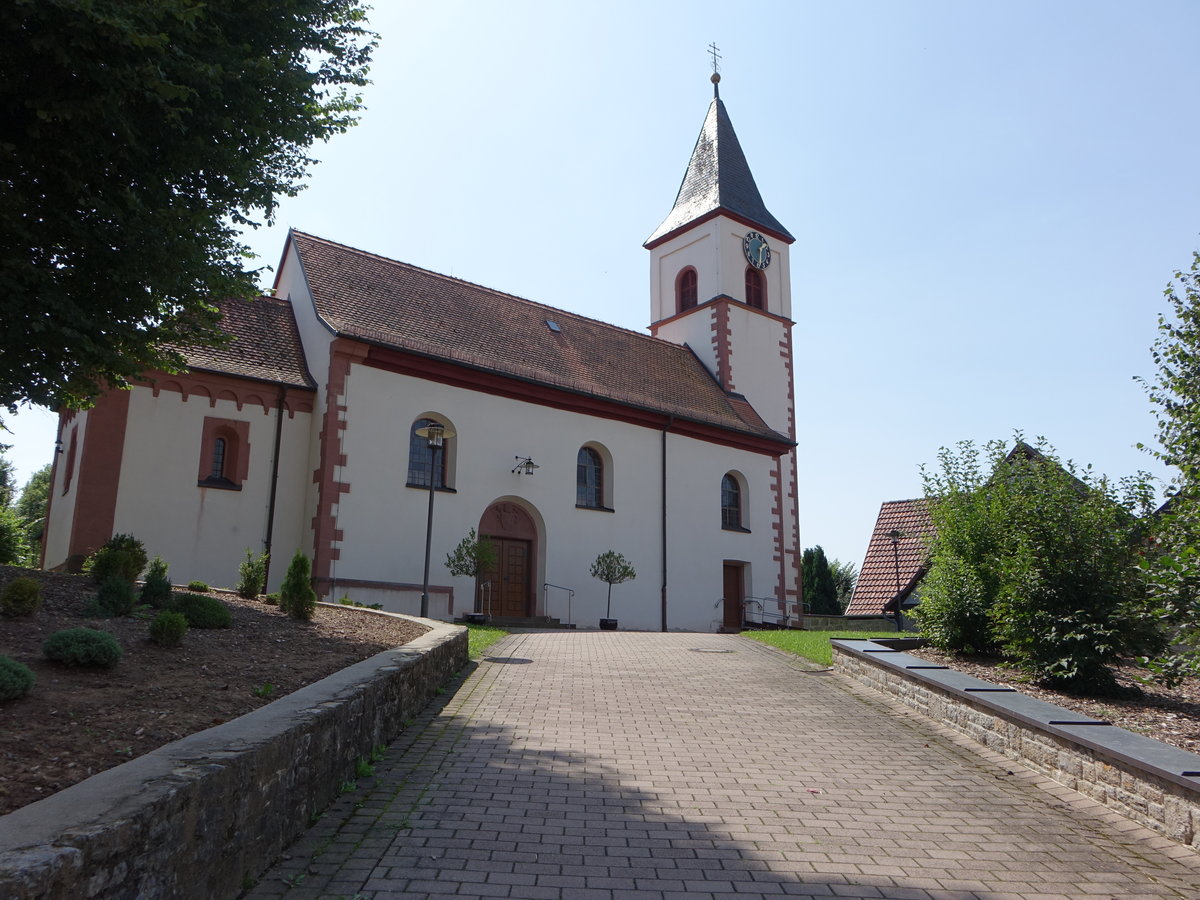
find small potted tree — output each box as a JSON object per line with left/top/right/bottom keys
{"left": 591, "top": 550, "right": 636, "bottom": 630}
{"left": 445, "top": 528, "right": 497, "bottom": 623}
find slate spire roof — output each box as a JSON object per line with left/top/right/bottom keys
{"left": 645, "top": 85, "right": 793, "bottom": 247}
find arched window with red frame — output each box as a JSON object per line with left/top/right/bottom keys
{"left": 745, "top": 267, "right": 766, "bottom": 310}
{"left": 676, "top": 267, "right": 698, "bottom": 313}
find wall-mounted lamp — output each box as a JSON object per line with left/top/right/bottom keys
{"left": 512, "top": 456, "right": 539, "bottom": 476}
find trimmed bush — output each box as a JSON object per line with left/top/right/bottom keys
{"left": 1, "top": 577, "right": 42, "bottom": 617}
{"left": 84, "top": 533, "right": 147, "bottom": 585}
{"left": 186, "top": 580, "right": 210, "bottom": 592}
{"left": 279, "top": 550, "right": 317, "bottom": 621}
{"left": 172, "top": 592, "right": 232, "bottom": 629}
{"left": 92, "top": 576, "right": 137, "bottom": 617}
{"left": 149, "top": 610, "right": 188, "bottom": 647}
{"left": 237, "top": 548, "right": 268, "bottom": 599}
{"left": 43, "top": 628, "right": 123, "bottom": 668}
{"left": 0, "top": 655, "right": 35, "bottom": 701}
{"left": 263, "top": 592, "right": 280, "bottom": 606}
{"left": 141, "top": 556, "right": 172, "bottom": 608}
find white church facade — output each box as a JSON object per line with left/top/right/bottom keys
{"left": 42, "top": 78, "right": 803, "bottom": 632}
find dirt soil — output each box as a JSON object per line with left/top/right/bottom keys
{"left": 908, "top": 646, "right": 1200, "bottom": 755}
{"left": 0, "top": 565, "right": 429, "bottom": 817}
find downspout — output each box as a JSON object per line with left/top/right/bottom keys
{"left": 261, "top": 384, "right": 286, "bottom": 589}
{"left": 661, "top": 416, "right": 673, "bottom": 632}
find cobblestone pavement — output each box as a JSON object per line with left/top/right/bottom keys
{"left": 245, "top": 632, "right": 1200, "bottom": 900}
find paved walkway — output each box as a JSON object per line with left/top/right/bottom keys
{"left": 247, "top": 633, "right": 1200, "bottom": 900}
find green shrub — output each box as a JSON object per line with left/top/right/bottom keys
{"left": 140, "top": 556, "right": 172, "bottom": 608}
{"left": 263, "top": 592, "right": 280, "bottom": 606}
{"left": 237, "top": 549, "right": 268, "bottom": 599}
{"left": 91, "top": 576, "right": 137, "bottom": 617}
{"left": 0, "top": 655, "right": 35, "bottom": 701}
{"left": 171, "top": 592, "right": 232, "bottom": 629}
{"left": 1, "top": 577, "right": 42, "bottom": 617}
{"left": 149, "top": 610, "right": 188, "bottom": 647}
{"left": 186, "top": 580, "right": 210, "bottom": 592}
{"left": 84, "top": 534, "right": 147, "bottom": 585}
{"left": 43, "top": 628, "right": 123, "bottom": 668}
{"left": 279, "top": 550, "right": 317, "bottom": 621}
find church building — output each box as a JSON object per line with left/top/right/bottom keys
{"left": 41, "top": 75, "right": 803, "bottom": 632}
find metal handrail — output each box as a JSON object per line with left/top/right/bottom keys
{"left": 542, "top": 582, "right": 574, "bottom": 626}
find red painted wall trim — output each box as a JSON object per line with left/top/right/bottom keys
{"left": 311, "top": 339, "right": 369, "bottom": 592}
{"left": 67, "top": 389, "right": 131, "bottom": 563}
{"left": 360, "top": 343, "right": 792, "bottom": 458}
{"left": 651, "top": 294, "right": 793, "bottom": 333}
{"left": 135, "top": 370, "right": 314, "bottom": 417}
{"left": 711, "top": 299, "right": 733, "bottom": 391}
{"left": 198, "top": 417, "right": 252, "bottom": 485}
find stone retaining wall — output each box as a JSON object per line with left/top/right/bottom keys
{"left": 832, "top": 640, "right": 1200, "bottom": 850}
{"left": 0, "top": 610, "right": 467, "bottom": 899}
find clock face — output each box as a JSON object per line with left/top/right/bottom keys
{"left": 743, "top": 231, "right": 771, "bottom": 269}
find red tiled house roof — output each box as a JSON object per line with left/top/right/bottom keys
{"left": 285, "top": 231, "right": 791, "bottom": 447}
{"left": 181, "top": 295, "right": 315, "bottom": 389}
{"left": 845, "top": 499, "right": 933, "bottom": 616}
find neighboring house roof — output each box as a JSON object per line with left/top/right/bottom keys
{"left": 286, "top": 230, "right": 791, "bottom": 446}
{"left": 845, "top": 499, "right": 933, "bottom": 616}
{"left": 181, "top": 295, "right": 316, "bottom": 389}
{"left": 644, "top": 90, "right": 794, "bottom": 247}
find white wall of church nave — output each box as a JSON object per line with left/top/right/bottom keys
{"left": 42, "top": 412, "right": 87, "bottom": 570}
{"left": 110, "top": 388, "right": 312, "bottom": 592}
{"left": 329, "top": 365, "right": 782, "bottom": 631}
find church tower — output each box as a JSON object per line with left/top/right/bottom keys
{"left": 646, "top": 71, "right": 802, "bottom": 622}
{"left": 645, "top": 71, "right": 796, "bottom": 440}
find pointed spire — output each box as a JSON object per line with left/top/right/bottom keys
{"left": 645, "top": 79, "right": 793, "bottom": 248}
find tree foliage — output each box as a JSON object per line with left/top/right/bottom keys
{"left": 0, "top": 1, "right": 376, "bottom": 412}
{"left": 802, "top": 546, "right": 839, "bottom": 615}
{"left": 915, "top": 438, "right": 1160, "bottom": 695}
{"left": 444, "top": 529, "right": 498, "bottom": 580}
{"left": 829, "top": 559, "right": 858, "bottom": 613}
{"left": 1137, "top": 250, "right": 1200, "bottom": 654}
{"left": 590, "top": 550, "right": 636, "bottom": 619}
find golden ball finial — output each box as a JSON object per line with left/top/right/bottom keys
{"left": 711, "top": 72, "right": 721, "bottom": 85}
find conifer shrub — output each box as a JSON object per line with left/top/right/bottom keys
{"left": 149, "top": 610, "right": 188, "bottom": 647}
{"left": 43, "top": 628, "right": 123, "bottom": 668}
{"left": 263, "top": 592, "right": 280, "bottom": 606}
{"left": 91, "top": 576, "right": 137, "bottom": 617}
{"left": 186, "top": 580, "right": 210, "bottom": 592}
{"left": 0, "top": 655, "right": 35, "bottom": 701}
{"left": 279, "top": 550, "right": 317, "bottom": 621}
{"left": 1, "top": 577, "right": 42, "bottom": 617}
{"left": 237, "top": 549, "right": 268, "bottom": 599}
{"left": 84, "top": 533, "right": 147, "bottom": 584}
{"left": 140, "top": 556, "right": 172, "bottom": 608}
{"left": 171, "top": 592, "right": 232, "bottom": 629}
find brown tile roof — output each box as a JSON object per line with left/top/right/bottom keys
{"left": 844, "top": 499, "right": 934, "bottom": 616}
{"left": 182, "top": 295, "right": 315, "bottom": 389}
{"left": 287, "top": 231, "right": 789, "bottom": 444}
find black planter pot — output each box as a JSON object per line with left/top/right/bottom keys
{"left": 599, "top": 618, "right": 618, "bottom": 631}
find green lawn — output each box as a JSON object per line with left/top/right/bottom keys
{"left": 742, "top": 630, "right": 902, "bottom": 666}
{"left": 465, "top": 623, "right": 509, "bottom": 659}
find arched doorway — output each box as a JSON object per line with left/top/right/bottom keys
{"left": 479, "top": 501, "right": 538, "bottom": 618}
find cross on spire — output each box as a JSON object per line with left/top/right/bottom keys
{"left": 708, "top": 42, "right": 722, "bottom": 75}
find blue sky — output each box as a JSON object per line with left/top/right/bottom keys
{"left": 6, "top": 0, "right": 1200, "bottom": 570}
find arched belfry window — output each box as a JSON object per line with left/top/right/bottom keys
{"left": 721, "top": 473, "right": 749, "bottom": 532}
{"left": 745, "top": 267, "right": 765, "bottom": 310}
{"left": 408, "top": 417, "right": 450, "bottom": 488}
{"left": 676, "top": 267, "right": 698, "bottom": 313}
{"left": 577, "top": 446, "right": 604, "bottom": 509}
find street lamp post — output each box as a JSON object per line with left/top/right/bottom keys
{"left": 415, "top": 423, "right": 455, "bottom": 618}
{"left": 887, "top": 528, "right": 903, "bottom": 631}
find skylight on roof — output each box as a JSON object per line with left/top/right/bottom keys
{"left": 545, "top": 320, "right": 561, "bottom": 333}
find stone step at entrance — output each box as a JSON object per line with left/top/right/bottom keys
{"left": 456, "top": 614, "right": 576, "bottom": 629}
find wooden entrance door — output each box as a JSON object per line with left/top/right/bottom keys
{"left": 722, "top": 563, "right": 744, "bottom": 630}
{"left": 482, "top": 538, "right": 531, "bottom": 617}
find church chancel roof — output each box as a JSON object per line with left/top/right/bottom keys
{"left": 284, "top": 230, "right": 791, "bottom": 452}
